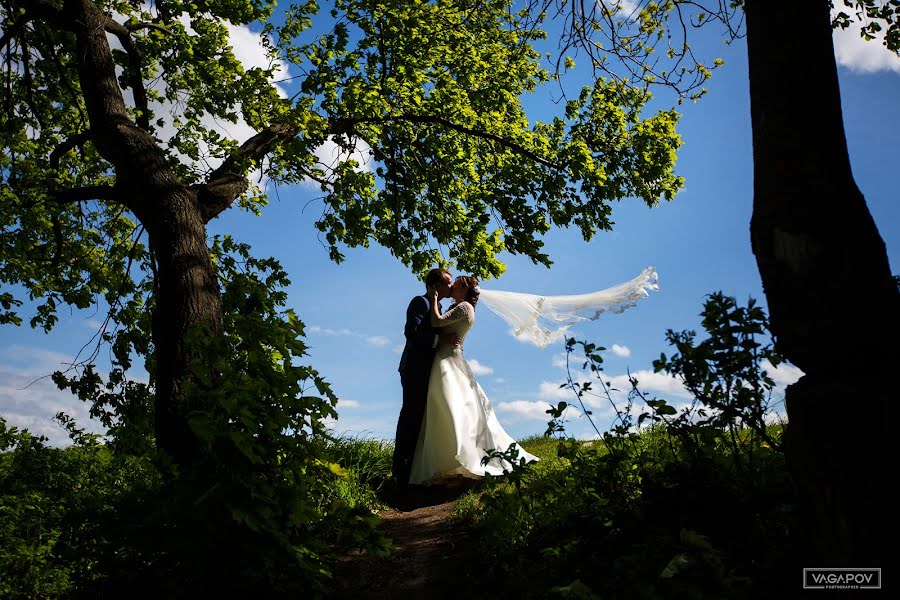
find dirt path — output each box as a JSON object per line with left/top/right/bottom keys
{"left": 327, "top": 485, "right": 479, "bottom": 599}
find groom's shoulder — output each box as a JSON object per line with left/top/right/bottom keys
{"left": 407, "top": 294, "right": 428, "bottom": 308}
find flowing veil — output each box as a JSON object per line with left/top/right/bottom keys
{"left": 478, "top": 266, "right": 659, "bottom": 348}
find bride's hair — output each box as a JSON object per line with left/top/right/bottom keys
{"left": 457, "top": 276, "right": 480, "bottom": 308}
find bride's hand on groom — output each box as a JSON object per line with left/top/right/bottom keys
{"left": 439, "top": 333, "right": 461, "bottom": 348}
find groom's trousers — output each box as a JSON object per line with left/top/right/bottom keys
{"left": 392, "top": 371, "right": 430, "bottom": 484}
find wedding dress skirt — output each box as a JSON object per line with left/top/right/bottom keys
{"left": 409, "top": 346, "right": 539, "bottom": 484}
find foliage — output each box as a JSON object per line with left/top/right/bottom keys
{"left": 0, "top": 417, "right": 161, "bottom": 598}
{"left": 832, "top": 0, "right": 900, "bottom": 52}
{"left": 450, "top": 294, "right": 800, "bottom": 598}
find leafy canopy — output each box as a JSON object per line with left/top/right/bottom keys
{"left": 1, "top": 0, "right": 683, "bottom": 335}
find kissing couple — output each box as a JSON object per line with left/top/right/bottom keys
{"left": 390, "top": 265, "right": 660, "bottom": 487}
{"left": 391, "top": 268, "right": 539, "bottom": 487}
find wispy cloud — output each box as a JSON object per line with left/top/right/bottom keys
{"left": 538, "top": 380, "right": 575, "bottom": 401}
{"left": 833, "top": 11, "right": 900, "bottom": 74}
{"left": 308, "top": 325, "right": 394, "bottom": 348}
{"left": 533, "top": 365, "right": 690, "bottom": 414}
{"left": 551, "top": 352, "right": 585, "bottom": 369}
{"left": 337, "top": 398, "right": 361, "bottom": 409}
{"left": 496, "top": 399, "right": 581, "bottom": 422}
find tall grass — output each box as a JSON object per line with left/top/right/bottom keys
{"left": 319, "top": 433, "right": 394, "bottom": 511}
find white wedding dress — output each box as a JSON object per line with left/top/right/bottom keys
{"left": 409, "top": 301, "right": 539, "bottom": 484}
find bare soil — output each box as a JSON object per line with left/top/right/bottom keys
{"left": 326, "top": 483, "right": 481, "bottom": 599}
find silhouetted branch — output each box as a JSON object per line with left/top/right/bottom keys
{"left": 103, "top": 17, "right": 151, "bottom": 131}
{"left": 49, "top": 130, "right": 92, "bottom": 168}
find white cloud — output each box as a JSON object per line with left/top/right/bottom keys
{"left": 496, "top": 400, "right": 581, "bottom": 421}
{"left": 607, "top": 369, "right": 692, "bottom": 399}
{"left": 337, "top": 399, "right": 361, "bottom": 409}
{"left": 600, "top": 0, "right": 639, "bottom": 18}
{"left": 365, "top": 336, "right": 392, "bottom": 347}
{"left": 468, "top": 359, "right": 494, "bottom": 376}
{"left": 222, "top": 21, "right": 291, "bottom": 98}
{"left": 533, "top": 367, "right": 690, "bottom": 415}
{"left": 762, "top": 359, "right": 804, "bottom": 390}
{"left": 833, "top": 12, "right": 900, "bottom": 74}
{"left": 313, "top": 135, "right": 374, "bottom": 170}
{"left": 0, "top": 346, "right": 106, "bottom": 447}
{"left": 302, "top": 135, "right": 375, "bottom": 188}
{"left": 610, "top": 344, "right": 630, "bottom": 358}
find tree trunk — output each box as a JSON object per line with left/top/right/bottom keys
{"left": 143, "top": 187, "right": 224, "bottom": 467}
{"left": 745, "top": 0, "right": 897, "bottom": 566}
{"left": 67, "top": 0, "right": 224, "bottom": 467}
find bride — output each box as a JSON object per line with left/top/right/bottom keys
{"left": 409, "top": 275, "right": 539, "bottom": 484}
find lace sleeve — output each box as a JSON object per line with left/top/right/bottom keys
{"left": 432, "top": 301, "right": 473, "bottom": 329}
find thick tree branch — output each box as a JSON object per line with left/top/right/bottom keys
{"left": 49, "top": 130, "right": 92, "bottom": 168}
{"left": 103, "top": 17, "right": 151, "bottom": 131}
{"left": 198, "top": 122, "right": 301, "bottom": 222}
{"left": 52, "top": 185, "right": 118, "bottom": 203}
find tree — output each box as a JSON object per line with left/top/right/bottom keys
{"left": 531, "top": 0, "right": 898, "bottom": 566}
{"left": 0, "top": 0, "right": 683, "bottom": 466}
{"left": 744, "top": 0, "right": 897, "bottom": 565}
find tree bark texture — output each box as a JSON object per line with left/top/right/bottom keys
{"left": 66, "top": 0, "right": 224, "bottom": 466}
{"left": 745, "top": 0, "right": 897, "bottom": 566}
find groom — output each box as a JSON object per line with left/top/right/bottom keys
{"left": 391, "top": 267, "right": 458, "bottom": 486}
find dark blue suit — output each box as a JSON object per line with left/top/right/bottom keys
{"left": 392, "top": 294, "right": 438, "bottom": 484}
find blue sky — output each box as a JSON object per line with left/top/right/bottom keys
{"left": 2, "top": 9, "right": 898, "bottom": 445}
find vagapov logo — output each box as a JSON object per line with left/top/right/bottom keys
{"left": 803, "top": 568, "right": 881, "bottom": 590}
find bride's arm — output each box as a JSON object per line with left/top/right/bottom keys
{"left": 431, "top": 301, "right": 471, "bottom": 328}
